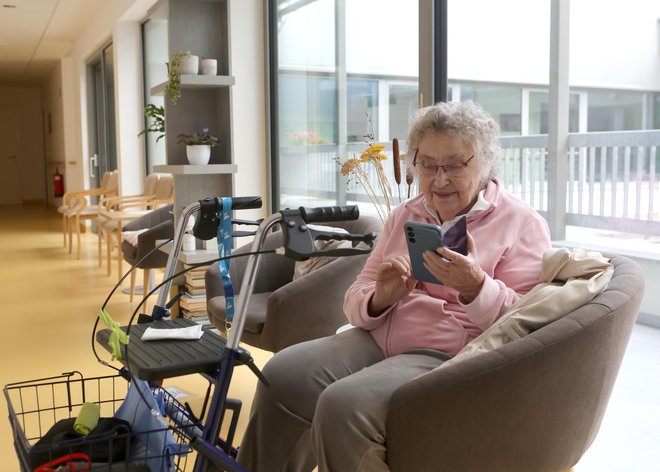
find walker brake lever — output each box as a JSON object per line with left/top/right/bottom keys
{"left": 231, "top": 218, "right": 262, "bottom": 238}
{"left": 309, "top": 229, "right": 377, "bottom": 258}
{"left": 232, "top": 218, "right": 263, "bottom": 227}
{"left": 280, "top": 209, "right": 377, "bottom": 260}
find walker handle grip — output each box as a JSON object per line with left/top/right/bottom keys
{"left": 299, "top": 205, "right": 359, "bottom": 223}
{"left": 227, "top": 196, "right": 263, "bottom": 210}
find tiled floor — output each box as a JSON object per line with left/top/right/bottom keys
{"left": 1, "top": 205, "right": 659, "bottom": 471}
{"left": 574, "top": 322, "right": 660, "bottom": 471}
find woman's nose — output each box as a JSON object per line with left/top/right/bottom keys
{"left": 431, "top": 168, "right": 451, "bottom": 185}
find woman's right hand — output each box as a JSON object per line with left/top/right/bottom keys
{"left": 368, "top": 255, "right": 417, "bottom": 316}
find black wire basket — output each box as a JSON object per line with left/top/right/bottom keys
{"left": 4, "top": 372, "right": 198, "bottom": 471}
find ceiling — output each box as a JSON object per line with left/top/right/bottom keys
{"left": 0, "top": 0, "right": 105, "bottom": 87}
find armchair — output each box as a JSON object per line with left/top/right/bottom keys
{"left": 94, "top": 173, "right": 160, "bottom": 268}
{"left": 385, "top": 254, "right": 644, "bottom": 472}
{"left": 120, "top": 204, "right": 174, "bottom": 302}
{"left": 100, "top": 174, "right": 174, "bottom": 278}
{"left": 206, "top": 215, "right": 383, "bottom": 352}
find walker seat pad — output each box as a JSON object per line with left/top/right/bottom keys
{"left": 97, "top": 318, "right": 226, "bottom": 381}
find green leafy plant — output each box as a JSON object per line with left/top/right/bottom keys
{"left": 138, "top": 51, "right": 191, "bottom": 141}
{"left": 164, "top": 50, "right": 191, "bottom": 105}
{"left": 138, "top": 103, "right": 165, "bottom": 142}
{"left": 176, "top": 128, "right": 219, "bottom": 146}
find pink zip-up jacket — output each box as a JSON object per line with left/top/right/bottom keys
{"left": 343, "top": 179, "right": 552, "bottom": 357}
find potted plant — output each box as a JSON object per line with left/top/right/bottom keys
{"left": 177, "top": 128, "right": 219, "bottom": 165}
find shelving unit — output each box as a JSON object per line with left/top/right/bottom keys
{"left": 148, "top": 0, "right": 236, "bottom": 222}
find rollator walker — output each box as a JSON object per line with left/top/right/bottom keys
{"left": 99, "top": 196, "right": 378, "bottom": 471}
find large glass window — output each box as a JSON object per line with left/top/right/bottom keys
{"left": 141, "top": 5, "right": 168, "bottom": 173}
{"left": 528, "top": 90, "right": 580, "bottom": 134}
{"left": 453, "top": 84, "right": 524, "bottom": 136}
{"left": 279, "top": 74, "right": 337, "bottom": 145}
{"left": 587, "top": 90, "right": 644, "bottom": 132}
{"left": 347, "top": 78, "right": 378, "bottom": 142}
{"left": 273, "top": 0, "right": 418, "bottom": 211}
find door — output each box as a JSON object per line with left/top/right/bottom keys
{"left": 88, "top": 43, "right": 117, "bottom": 188}
{"left": 0, "top": 108, "right": 21, "bottom": 204}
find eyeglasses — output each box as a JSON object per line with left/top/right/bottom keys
{"left": 412, "top": 151, "right": 475, "bottom": 178}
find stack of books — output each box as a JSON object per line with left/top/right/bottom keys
{"left": 179, "top": 264, "right": 211, "bottom": 326}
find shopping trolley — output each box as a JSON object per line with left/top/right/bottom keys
{"left": 6, "top": 196, "right": 377, "bottom": 471}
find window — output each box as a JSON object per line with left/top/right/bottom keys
{"left": 587, "top": 90, "right": 645, "bottom": 132}
{"left": 271, "top": 0, "right": 419, "bottom": 211}
{"left": 527, "top": 90, "right": 580, "bottom": 134}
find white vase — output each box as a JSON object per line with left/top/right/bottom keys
{"left": 179, "top": 55, "right": 199, "bottom": 75}
{"left": 200, "top": 58, "right": 217, "bottom": 76}
{"left": 186, "top": 145, "right": 211, "bottom": 165}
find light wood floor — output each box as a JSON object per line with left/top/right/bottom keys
{"left": 1, "top": 205, "right": 658, "bottom": 471}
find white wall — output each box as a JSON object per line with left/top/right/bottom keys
{"left": 43, "top": 64, "right": 66, "bottom": 204}
{"left": 114, "top": 20, "right": 147, "bottom": 196}
{"left": 56, "top": 0, "right": 154, "bottom": 196}
{"left": 230, "top": 0, "right": 270, "bottom": 218}
{"left": 448, "top": 0, "right": 660, "bottom": 91}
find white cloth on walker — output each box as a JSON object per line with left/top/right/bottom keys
{"left": 141, "top": 324, "right": 204, "bottom": 341}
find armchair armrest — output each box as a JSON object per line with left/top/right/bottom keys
{"left": 134, "top": 221, "right": 174, "bottom": 261}
{"left": 385, "top": 309, "right": 618, "bottom": 472}
{"left": 122, "top": 204, "right": 173, "bottom": 232}
{"left": 259, "top": 252, "right": 369, "bottom": 351}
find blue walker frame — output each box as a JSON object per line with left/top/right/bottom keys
{"left": 118, "top": 197, "right": 376, "bottom": 471}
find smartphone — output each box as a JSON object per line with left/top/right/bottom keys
{"left": 404, "top": 221, "right": 444, "bottom": 284}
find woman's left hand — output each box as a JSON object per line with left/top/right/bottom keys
{"left": 422, "top": 231, "right": 485, "bottom": 304}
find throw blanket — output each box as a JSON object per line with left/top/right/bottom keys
{"left": 441, "top": 247, "right": 613, "bottom": 367}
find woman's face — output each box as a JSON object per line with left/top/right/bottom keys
{"left": 416, "top": 131, "right": 483, "bottom": 222}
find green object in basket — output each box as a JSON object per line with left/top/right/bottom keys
{"left": 74, "top": 402, "right": 100, "bottom": 436}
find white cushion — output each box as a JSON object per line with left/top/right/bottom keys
{"left": 122, "top": 229, "right": 149, "bottom": 247}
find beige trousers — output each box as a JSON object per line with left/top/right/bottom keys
{"left": 236, "top": 328, "right": 448, "bottom": 472}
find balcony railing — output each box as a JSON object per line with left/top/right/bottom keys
{"left": 279, "top": 130, "right": 660, "bottom": 234}
{"left": 500, "top": 130, "right": 660, "bottom": 234}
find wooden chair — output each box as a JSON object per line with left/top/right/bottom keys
{"left": 57, "top": 171, "right": 114, "bottom": 249}
{"left": 63, "top": 171, "right": 120, "bottom": 259}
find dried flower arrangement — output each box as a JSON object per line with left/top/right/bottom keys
{"left": 335, "top": 115, "right": 412, "bottom": 224}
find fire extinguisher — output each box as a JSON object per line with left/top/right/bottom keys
{"left": 53, "top": 168, "right": 64, "bottom": 197}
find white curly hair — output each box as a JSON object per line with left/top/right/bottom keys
{"left": 406, "top": 100, "right": 501, "bottom": 183}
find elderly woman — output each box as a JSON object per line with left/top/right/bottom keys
{"left": 236, "top": 100, "right": 552, "bottom": 472}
